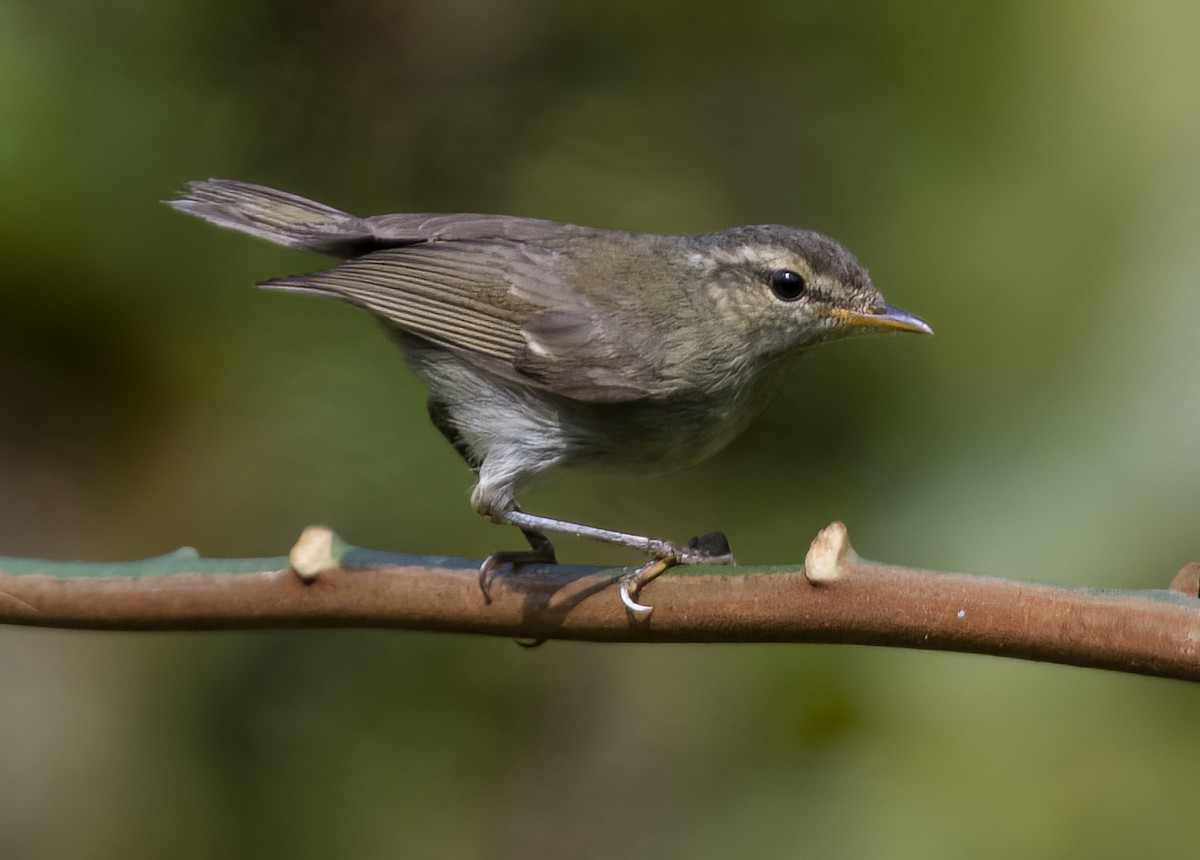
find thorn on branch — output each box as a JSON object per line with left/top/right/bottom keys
{"left": 289, "top": 525, "right": 340, "bottom": 583}
{"left": 1170, "top": 562, "right": 1200, "bottom": 598}
{"left": 804, "top": 521, "right": 856, "bottom": 583}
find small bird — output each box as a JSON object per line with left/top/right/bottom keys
{"left": 169, "top": 179, "right": 931, "bottom": 614}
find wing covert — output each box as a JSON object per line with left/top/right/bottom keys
{"left": 263, "top": 239, "right": 667, "bottom": 402}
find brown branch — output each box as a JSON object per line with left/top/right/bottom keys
{"left": 2, "top": 523, "right": 1199, "bottom": 682}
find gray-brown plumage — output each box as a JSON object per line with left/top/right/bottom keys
{"left": 170, "top": 179, "right": 931, "bottom": 612}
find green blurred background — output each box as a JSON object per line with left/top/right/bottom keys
{"left": 3, "top": 1, "right": 1200, "bottom": 857}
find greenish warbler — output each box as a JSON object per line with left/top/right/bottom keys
{"left": 170, "top": 179, "right": 931, "bottom": 614}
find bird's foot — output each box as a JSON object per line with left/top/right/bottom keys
{"left": 478, "top": 538, "right": 557, "bottom": 604}
{"left": 619, "top": 531, "right": 736, "bottom": 620}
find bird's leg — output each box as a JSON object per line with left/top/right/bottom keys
{"left": 470, "top": 457, "right": 734, "bottom": 614}
{"left": 427, "top": 406, "right": 562, "bottom": 602}
{"left": 478, "top": 524, "right": 557, "bottom": 603}
{"left": 498, "top": 510, "right": 735, "bottom": 617}
{"left": 500, "top": 511, "right": 732, "bottom": 564}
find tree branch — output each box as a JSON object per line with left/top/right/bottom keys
{"left": 2, "top": 523, "right": 1198, "bottom": 682}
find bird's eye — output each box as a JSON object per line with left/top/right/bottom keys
{"left": 768, "top": 269, "right": 806, "bottom": 302}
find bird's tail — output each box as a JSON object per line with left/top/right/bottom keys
{"left": 166, "top": 179, "right": 374, "bottom": 257}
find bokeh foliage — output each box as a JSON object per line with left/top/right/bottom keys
{"left": 3, "top": 1, "right": 1200, "bottom": 857}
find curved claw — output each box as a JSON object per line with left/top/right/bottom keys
{"left": 620, "top": 580, "right": 655, "bottom": 620}
{"left": 619, "top": 557, "right": 673, "bottom": 620}
{"left": 477, "top": 536, "right": 558, "bottom": 604}
{"left": 478, "top": 556, "right": 501, "bottom": 604}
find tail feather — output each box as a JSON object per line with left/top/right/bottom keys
{"left": 166, "top": 179, "right": 374, "bottom": 257}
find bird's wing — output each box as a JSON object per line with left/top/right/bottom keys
{"left": 262, "top": 239, "right": 666, "bottom": 403}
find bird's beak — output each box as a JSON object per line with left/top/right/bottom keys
{"left": 833, "top": 304, "right": 933, "bottom": 335}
